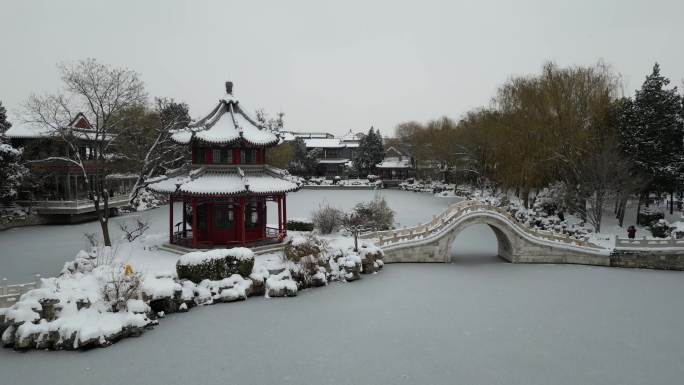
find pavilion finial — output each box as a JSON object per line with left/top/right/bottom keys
{"left": 225, "top": 81, "right": 234, "bottom": 95}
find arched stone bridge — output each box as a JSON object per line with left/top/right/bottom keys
{"left": 361, "top": 200, "right": 612, "bottom": 265}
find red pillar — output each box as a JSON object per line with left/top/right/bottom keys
{"left": 182, "top": 200, "right": 187, "bottom": 237}
{"left": 261, "top": 197, "right": 266, "bottom": 240}
{"left": 277, "top": 195, "right": 283, "bottom": 236}
{"left": 282, "top": 195, "right": 287, "bottom": 237}
{"left": 169, "top": 196, "right": 174, "bottom": 244}
{"left": 239, "top": 196, "right": 246, "bottom": 246}
{"left": 191, "top": 197, "right": 198, "bottom": 248}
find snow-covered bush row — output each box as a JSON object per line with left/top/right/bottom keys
{"left": 176, "top": 247, "right": 254, "bottom": 282}
{"left": 1, "top": 235, "right": 384, "bottom": 351}
{"left": 0, "top": 251, "right": 259, "bottom": 351}
{"left": 647, "top": 219, "right": 684, "bottom": 239}
{"left": 286, "top": 218, "right": 314, "bottom": 231}
{"left": 400, "top": 180, "right": 458, "bottom": 195}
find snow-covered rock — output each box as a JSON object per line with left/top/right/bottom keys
{"left": 198, "top": 275, "right": 252, "bottom": 303}
{"left": 266, "top": 271, "right": 298, "bottom": 297}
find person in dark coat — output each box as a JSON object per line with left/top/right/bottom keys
{"left": 627, "top": 225, "right": 637, "bottom": 239}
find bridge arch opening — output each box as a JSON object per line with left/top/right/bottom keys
{"left": 449, "top": 222, "right": 513, "bottom": 264}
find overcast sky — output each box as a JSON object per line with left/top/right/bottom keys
{"left": 1, "top": 0, "right": 682, "bottom": 136}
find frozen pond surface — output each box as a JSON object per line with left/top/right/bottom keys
{"left": 0, "top": 189, "right": 458, "bottom": 282}
{"left": 1, "top": 190, "right": 683, "bottom": 384}
{"left": 1, "top": 227, "right": 683, "bottom": 384}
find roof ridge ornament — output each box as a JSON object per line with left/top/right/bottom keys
{"left": 225, "top": 81, "right": 233, "bottom": 95}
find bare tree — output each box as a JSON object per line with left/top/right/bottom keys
{"left": 342, "top": 212, "right": 364, "bottom": 252}
{"left": 118, "top": 216, "right": 150, "bottom": 242}
{"left": 122, "top": 98, "right": 191, "bottom": 206}
{"left": 24, "top": 58, "right": 147, "bottom": 246}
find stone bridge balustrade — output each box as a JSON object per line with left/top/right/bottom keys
{"left": 363, "top": 200, "right": 684, "bottom": 269}
{"left": 363, "top": 200, "right": 610, "bottom": 265}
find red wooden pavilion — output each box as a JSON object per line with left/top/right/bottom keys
{"left": 149, "top": 82, "right": 300, "bottom": 248}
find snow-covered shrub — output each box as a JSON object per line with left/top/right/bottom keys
{"left": 638, "top": 208, "right": 665, "bottom": 226}
{"left": 532, "top": 182, "right": 566, "bottom": 216}
{"left": 649, "top": 219, "right": 671, "bottom": 238}
{"left": 311, "top": 203, "right": 342, "bottom": 234}
{"left": 60, "top": 250, "right": 97, "bottom": 275}
{"left": 176, "top": 248, "right": 255, "bottom": 283}
{"left": 284, "top": 234, "right": 329, "bottom": 288}
{"left": 353, "top": 194, "right": 395, "bottom": 230}
{"left": 671, "top": 221, "right": 684, "bottom": 239}
{"left": 330, "top": 250, "right": 362, "bottom": 282}
{"left": 286, "top": 218, "right": 314, "bottom": 231}
{"left": 101, "top": 265, "right": 143, "bottom": 312}
{"left": 358, "top": 243, "right": 384, "bottom": 274}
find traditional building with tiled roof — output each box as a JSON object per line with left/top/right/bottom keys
{"left": 149, "top": 82, "right": 300, "bottom": 248}
{"left": 376, "top": 146, "right": 415, "bottom": 186}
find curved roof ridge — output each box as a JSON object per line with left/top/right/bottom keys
{"left": 232, "top": 102, "right": 262, "bottom": 129}
{"left": 228, "top": 101, "right": 241, "bottom": 135}
{"left": 189, "top": 100, "right": 224, "bottom": 129}
{"left": 204, "top": 101, "right": 228, "bottom": 129}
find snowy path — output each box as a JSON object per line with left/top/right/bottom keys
{"left": 1, "top": 227, "right": 683, "bottom": 384}
{"left": 0, "top": 190, "right": 459, "bottom": 282}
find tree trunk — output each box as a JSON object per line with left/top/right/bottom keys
{"left": 636, "top": 193, "right": 643, "bottom": 226}
{"left": 670, "top": 191, "right": 674, "bottom": 215}
{"left": 593, "top": 193, "right": 604, "bottom": 233}
{"left": 617, "top": 196, "right": 628, "bottom": 227}
{"left": 579, "top": 199, "right": 587, "bottom": 222}
{"left": 92, "top": 186, "right": 112, "bottom": 247}
{"left": 101, "top": 192, "right": 111, "bottom": 246}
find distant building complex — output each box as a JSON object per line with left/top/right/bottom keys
{"left": 281, "top": 130, "right": 416, "bottom": 182}
{"left": 5, "top": 114, "right": 135, "bottom": 222}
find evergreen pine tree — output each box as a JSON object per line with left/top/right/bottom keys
{"left": 0, "top": 101, "right": 11, "bottom": 134}
{"left": 288, "top": 137, "right": 318, "bottom": 176}
{"left": 625, "top": 63, "right": 683, "bottom": 198}
{"left": 354, "top": 127, "right": 385, "bottom": 176}
{"left": 0, "top": 141, "right": 27, "bottom": 201}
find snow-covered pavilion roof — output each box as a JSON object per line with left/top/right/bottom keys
{"left": 303, "top": 138, "right": 343, "bottom": 148}
{"left": 5, "top": 113, "right": 98, "bottom": 140}
{"left": 318, "top": 158, "right": 350, "bottom": 164}
{"left": 4, "top": 124, "right": 53, "bottom": 139}
{"left": 340, "top": 129, "right": 364, "bottom": 143}
{"left": 171, "top": 82, "right": 279, "bottom": 147}
{"left": 148, "top": 167, "right": 300, "bottom": 196}
{"left": 376, "top": 156, "right": 412, "bottom": 169}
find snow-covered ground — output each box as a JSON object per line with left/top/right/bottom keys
{"left": 1, "top": 227, "right": 684, "bottom": 384}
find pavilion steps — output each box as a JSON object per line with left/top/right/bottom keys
{"left": 159, "top": 241, "right": 285, "bottom": 256}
